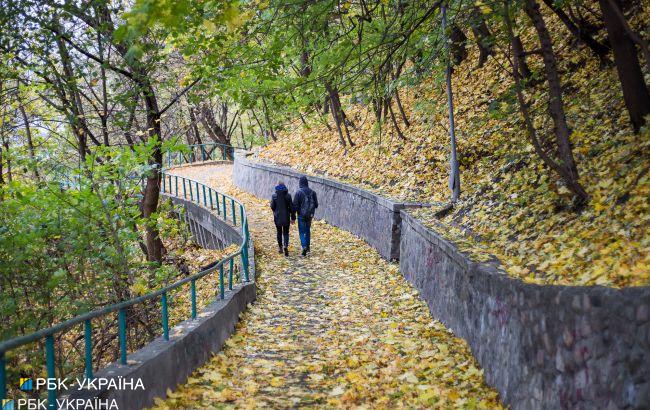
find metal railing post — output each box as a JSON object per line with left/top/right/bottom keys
{"left": 118, "top": 309, "right": 127, "bottom": 365}
{"left": 243, "top": 222, "right": 250, "bottom": 282}
{"left": 201, "top": 145, "right": 206, "bottom": 161}
{"left": 162, "top": 292, "right": 169, "bottom": 341}
{"left": 84, "top": 319, "right": 93, "bottom": 379}
{"left": 45, "top": 335, "right": 56, "bottom": 409}
{"left": 222, "top": 195, "right": 227, "bottom": 220}
{"left": 231, "top": 198, "right": 237, "bottom": 226}
{"left": 175, "top": 176, "right": 178, "bottom": 196}
{"left": 191, "top": 279, "right": 197, "bottom": 319}
{"left": 209, "top": 188, "right": 214, "bottom": 209}
{"left": 219, "top": 264, "right": 225, "bottom": 300}
{"left": 229, "top": 257, "right": 234, "bottom": 290}
{"left": 202, "top": 185, "right": 207, "bottom": 206}
{"left": 0, "top": 353, "right": 5, "bottom": 400}
{"left": 182, "top": 179, "right": 187, "bottom": 199}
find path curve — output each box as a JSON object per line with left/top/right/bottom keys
{"left": 153, "top": 164, "right": 500, "bottom": 408}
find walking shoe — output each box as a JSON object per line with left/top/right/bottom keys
{"left": 284, "top": 247, "right": 289, "bottom": 257}
{"left": 278, "top": 246, "right": 283, "bottom": 254}
{"left": 301, "top": 248, "right": 307, "bottom": 257}
{"left": 306, "top": 246, "right": 311, "bottom": 254}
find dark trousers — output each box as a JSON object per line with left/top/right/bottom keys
{"left": 276, "top": 224, "right": 289, "bottom": 248}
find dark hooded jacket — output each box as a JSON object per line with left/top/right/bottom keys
{"left": 270, "top": 184, "right": 294, "bottom": 226}
{"left": 293, "top": 176, "right": 318, "bottom": 219}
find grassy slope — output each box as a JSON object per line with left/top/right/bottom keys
{"left": 258, "top": 9, "right": 649, "bottom": 287}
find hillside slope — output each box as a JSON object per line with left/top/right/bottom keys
{"left": 258, "top": 9, "right": 649, "bottom": 287}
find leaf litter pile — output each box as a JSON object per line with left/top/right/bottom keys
{"left": 152, "top": 164, "right": 501, "bottom": 408}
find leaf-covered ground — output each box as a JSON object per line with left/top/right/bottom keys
{"left": 162, "top": 235, "right": 241, "bottom": 330}
{"left": 151, "top": 164, "right": 501, "bottom": 409}
{"left": 257, "top": 9, "right": 649, "bottom": 287}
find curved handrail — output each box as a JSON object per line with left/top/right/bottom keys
{"left": 166, "top": 142, "right": 245, "bottom": 167}
{"left": 0, "top": 144, "right": 251, "bottom": 404}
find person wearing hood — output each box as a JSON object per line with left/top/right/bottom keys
{"left": 293, "top": 176, "right": 318, "bottom": 256}
{"left": 271, "top": 181, "right": 295, "bottom": 256}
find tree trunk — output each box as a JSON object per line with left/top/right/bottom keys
{"left": 524, "top": 0, "right": 584, "bottom": 187}
{"left": 0, "top": 145, "right": 3, "bottom": 186}
{"left": 514, "top": 0, "right": 589, "bottom": 202}
{"left": 394, "top": 90, "right": 410, "bottom": 127}
{"left": 200, "top": 104, "right": 230, "bottom": 144}
{"left": 66, "top": 1, "right": 167, "bottom": 262}
{"left": 141, "top": 84, "right": 164, "bottom": 264}
{"left": 123, "top": 95, "right": 139, "bottom": 149}
{"left": 2, "top": 138, "right": 11, "bottom": 182}
{"left": 331, "top": 87, "right": 355, "bottom": 145}
{"left": 322, "top": 95, "right": 330, "bottom": 115}
{"left": 300, "top": 50, "right": 311, "bottom": 77}
{"left": 0, "top": 81, "right": 4, "bottom": 186}
{"left": 188, "top": 106, "right": 203, "bottom": 144}
{"left": 372, "top": 97, "right": 383, "bottom": 124}
{"left": 604, "top": 0, "right": 650, "bottom": 72}
{"left": 470, "top": 7, "right": 495, "bottom": 68}
{"left": 512, "top": 35, "right": 532, "bottom": 80}
{"left": 442, "top": 5, "right": 461, "bottom": 202}
{"left": 598, "top": 0, "right": 650, "bottom": 133}
{"left": 18, "top": 100, "right": 40, "bottom": 181}
{"left": 239, "top": 117, "right": 247, "bottom": 149}
{"left": 290, "top": 93, "right": 308, "bottom": 127}
{"left": 542, "top": 0, "right": 611, "bottom": 65}
{"left": 261, "top": 97, "right": 276, "bottom": 141}
{"left": 98, "top": 30, "right": 110, "bottom": 146}
{"left": 388, "top": 98, "right": 406, "bottom": 139}
{"left": 55, "top": 29, "right": 89, "bottom": 163}
{"left": 326, "top": 84, "right": 347, "bottom": 147}
{"left": 450, "top": 24, "right": 468, "bottom": 66}
{"left": 249, "top": 109, "right": 268, "bottom": 143}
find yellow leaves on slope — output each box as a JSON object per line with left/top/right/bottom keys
{"left": 256, "top": 8, "right": 649, "bottom": 288}
{"left": 150, "top": 164, "right": 502, "bottom": 409}
{"left": 130, "top": 278, "right": 149, "bottom": 296}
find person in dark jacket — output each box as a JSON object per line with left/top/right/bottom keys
{"left": 293, "top": 176, "right": 318, "bottom": 256}
{"left": 270, "top": 181, "right": 295, "bottom": 256}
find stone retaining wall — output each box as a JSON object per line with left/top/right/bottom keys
{"left": 232, "top": 153, "right": 649, "bottom": 409}
{"left": 399, "top": 211, "right": 650, "bottom": 409}
{"left": 233, "top": 153, "right": 426, "bottom": 260}
{"left": 170, "top": 196, "right": 242, "bottom": 250}
{"left": 167, "top": 194, "right": 256, "bottom": 274}
{"left": 69, "top": 194, "right": 256, "bottom": 410}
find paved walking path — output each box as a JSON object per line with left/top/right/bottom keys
{"left": 153, "top": 164, "right": 500, "bottom": 409}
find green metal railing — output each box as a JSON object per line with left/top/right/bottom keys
{"left": 0, "top": 144, "right": 251, "bottom": 408}
{"left": 166, "top": 142, "right": 244, "bottom": 167}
